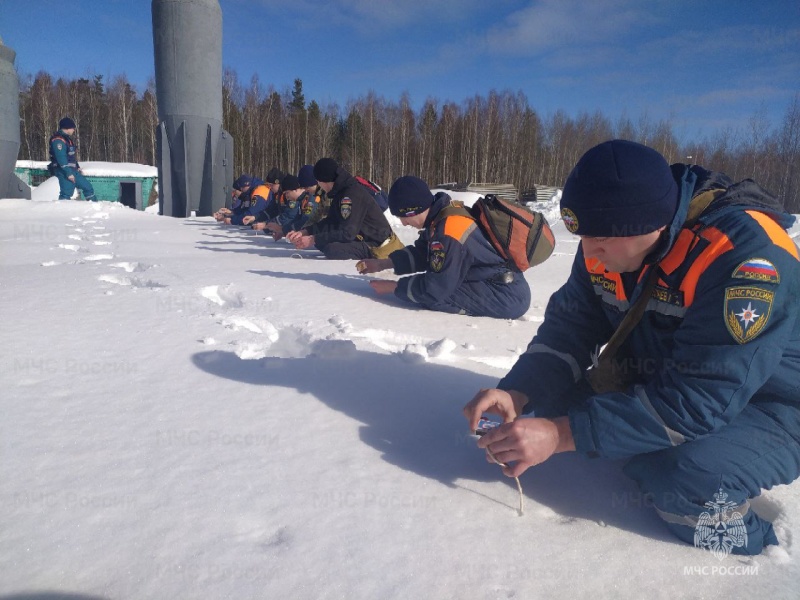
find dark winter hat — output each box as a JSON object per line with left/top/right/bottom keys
{"left": 560, "top": 139, "right": 679, "bottom": 237}
{"left": 281, "top": 175, "right": 301, "bottom": 191}
{"left": 297, "top": 164, "right": 316, "bottom": 188}
{"left": 265, "top": 168, "right": 284, "bottom": 184}
{"left": 59, "top": 117, "right": 76, "bottom": 130}
{"left": 313, "top": 158, "right": 339, "bottom": 183}
{"left": 233, "top": 173, "right": 254, "bottom": 190}
{"left": 388, "top": 176, "right": 434, "bottom": 217}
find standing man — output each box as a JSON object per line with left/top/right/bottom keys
{"left": 286, "top": 158, "right": 402, "bottom": 260}
{"left": 48, "top": 117, "right": 97, "bottom": 201}
{"left": 357, "top": 176, "right": 531, "bottom": 319}
{"left": 464, "top": 140, "right": 800, "bottom": 555}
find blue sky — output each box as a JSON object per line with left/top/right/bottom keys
{"left": 1, "top": 0, "right": 798, "bottom": 142}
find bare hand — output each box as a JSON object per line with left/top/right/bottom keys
{"left": 251, "top": 222, "right": 266, "bottom": 231}
{"left": 288, "top": 233, "right": 314, "bottom": 249}
{"left": 357, "top": 258, "right": 393, "bottom": 274}
{"left": 463, "top": 388, "right": 529, "bottom": 433}
{"left": 223, "top": 218, "right": 232, "bottom": 225}
{"left": 369, "top": 280, "right": 398, "bottom": 295}
{"left": 68, "top": 175, "right": 76, "bottom": 183}
{"left": 242, "top": 216, "right": 255, "bottom": 225}
{"left": 285, "top": 231, "right": 304, "bottom": 244}
{"left": 477, "top": 418, "right": 568, "bottom": 477}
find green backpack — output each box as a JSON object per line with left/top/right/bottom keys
{"left": 434, "top": 194, "right": 556, "bottom": 271}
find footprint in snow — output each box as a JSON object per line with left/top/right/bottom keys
{"left": 200, "top": 284, "right": 245, "bottom": 308}
{"left": 83, "top": 254, "right": 114, "bottom": 261}
{"left": 220, "top": 316, "right": 278, "bottom": 336}
{"left": 111, "top": 261, "right": 152, "bottom": 273}
{"left": 98, "top": 274, "right": 167, "bottom": 289}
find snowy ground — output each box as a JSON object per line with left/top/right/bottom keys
{"left": 1, "top": 196, "right": 799, "bottom": 599}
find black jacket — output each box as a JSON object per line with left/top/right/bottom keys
{"left": 307, "top": 168, "right": 392, "bottom": 247}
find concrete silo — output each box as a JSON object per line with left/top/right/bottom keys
{"left": 151, "top": 0, "right": 233, "bottom": 217}
{"left": 0, "top": 36, "right": 31, "bottom": 199}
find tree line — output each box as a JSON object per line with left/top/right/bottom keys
{"left": 17, "top": 70, "right": 800, "bottom": 212}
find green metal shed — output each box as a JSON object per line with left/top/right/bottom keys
{"left": 15, "top": 160, "right": 158, "bottom": 210}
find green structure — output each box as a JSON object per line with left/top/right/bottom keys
{"left": 15, "top": 161, "right": 158, "bottom": 210}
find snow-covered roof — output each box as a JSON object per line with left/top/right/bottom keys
{"left": 15, "top": 160, "right": 50, "bottom": 170}
{"left": 74, "top": 162, "right": 158, "bottom": 178}
{"left": 16, "top": 160, "right": 157, "bottom": 178}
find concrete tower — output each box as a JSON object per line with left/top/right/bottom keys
{"left": 151, "top": 0, "right": 233, "bottom": 217}
{"left": 0, "top": 36, "right": 31, "bottom": 199}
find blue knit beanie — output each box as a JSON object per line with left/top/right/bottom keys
{"left": 265, "top": 168, "right": 284, "bottom": 184}
{"left": 297, "top": 165, "right": 316, "bottom": 187}
{"left": 59, "top": 117, "right": 76, "bottom": 130}
{"left": 388, "top": 176, "right": 434, "bottom": 217}
{"left": 281, "top": 175, "right": 301, "bottom": 191}
{"left": 560, "top": 140, "right": 679, "bottom": 237}
{"left": 233, "top": 174, "right": 254, "bottom": 191}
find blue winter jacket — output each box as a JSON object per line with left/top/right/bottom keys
{"left": 391, "top": 193, "right": 531, "bottom": 319}
{"left": 48, "top": 130, "right": 80, "bottom": 176}
{"left": 275, "top": 188, "right": 326, "bottom": 234}
{"left": 499, "top": 165, "right": 800, "bottom": 459}
{"left": 230, "top": 178, "right": 270, "bottom": 226}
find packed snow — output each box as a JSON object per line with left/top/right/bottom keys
{"left": 2, "top": 184, "right": 800, "bottom": 599}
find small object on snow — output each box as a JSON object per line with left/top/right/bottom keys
{"left": 484, "top": 445, "right": 525, "bottom": 516}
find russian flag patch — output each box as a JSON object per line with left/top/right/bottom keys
{"left": 732, "top": 258, "right": 780, "bottom": 284}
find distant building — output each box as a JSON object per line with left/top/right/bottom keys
{"left": 15, "top": 161, "right": 158, "bottom": 210}
{"left": 436, "top": 182, "right": 519, "bottom": 204}
{"left": 437, "top": 181, "right": 562, "bottom": 207}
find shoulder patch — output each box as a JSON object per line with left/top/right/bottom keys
{"left": 340, "top": 197, "right": 352, "bottom": 219}
{"left": 429, "top": 240, "right": 445, "bottom": 272}
{"left": 56, "top": 143, "right": 63, "bottom": 150}
{"left": 724, "top": 286, "right": 774, "bottom": 344}
{"left": 732, "top": 258, "right": 780, "bottom": 284}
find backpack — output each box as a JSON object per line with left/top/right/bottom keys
{"left": 434, "top": 195, "right": 556, "bottom": 272}
{"left": 355, "top": 176, "right": 390, "bottom": 212}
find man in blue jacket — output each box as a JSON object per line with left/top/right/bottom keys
{"left": 358, "top": 176, "right": 531, "bottom": 319}
{"left": 48, "top": 117, "right": 97, "bottom": 201}
{"left": 215, "top": 174, "right": 271, "bottom": 225}
{"left": 464, "top": 140, "right": 800, "bottom": 555}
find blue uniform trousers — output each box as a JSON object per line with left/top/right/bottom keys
{"left": 624, "top": 403, "right": 800, "bottom": 554}
{"left": 424, "top": 275, "right": 531, "bottom": 319}
{"left": 56, "top": 170, "right": 96, "bottom": 201}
